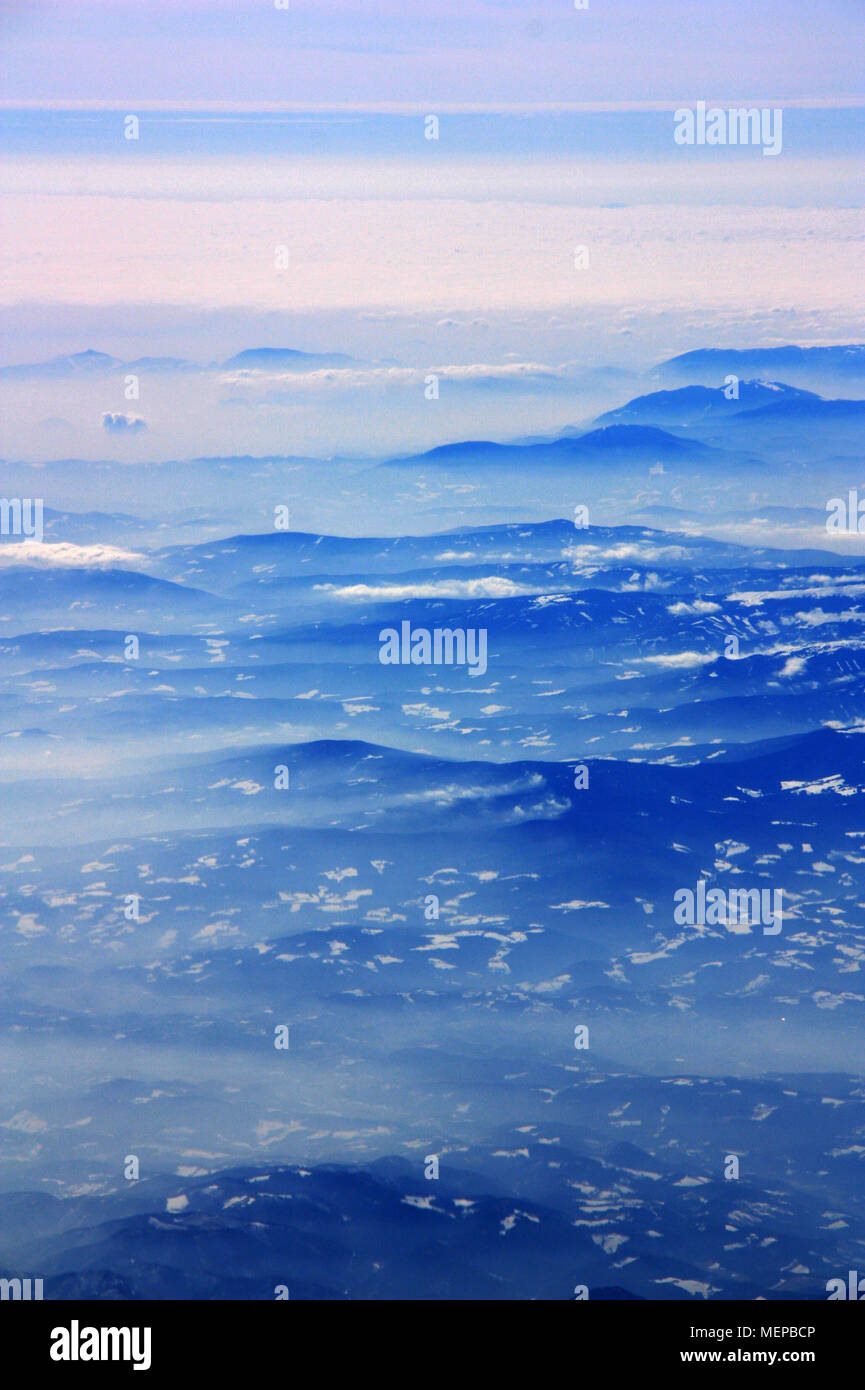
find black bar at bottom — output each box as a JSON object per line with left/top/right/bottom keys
{"left": 3, "top": 1297, "right": 858, "bottom": 1376}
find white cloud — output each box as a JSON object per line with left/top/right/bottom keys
{"left": 102, "top": 411, "right": 146, "bottom": 433}
{"left": 779, "top": 654, "right": 807, "bottom": 677}
{"left": 565, "top": 543, "right": 687, "bottom": 566}
{"left": 3, "top": 177, "right": 861, "bottom": 320}
{"left": 221, "top": 362, "right": 561, "bottom": 393}
{"left": 316, "top": 577, "right": 533, "bottom": 600}
{"left": 641, "top": 650, "right": 716, "bottom": 669}
{"left": 667, "top": 599, "right": 721, "bottom": 615}
{"left": 0, "top": 542, "right": 144, "bottom": 567}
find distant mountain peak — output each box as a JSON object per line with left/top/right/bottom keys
{"left": 222, "top": 347, "right": 357, "bottom": 370}
{"left": 654, "top": 343, "right": 865, "bottom": 381}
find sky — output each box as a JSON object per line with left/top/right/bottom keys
{"left": 1, "top": 0, "right": 864, "bottom": 108}
{"left": 0, "top": 0, "right": 862, "bottom": 455}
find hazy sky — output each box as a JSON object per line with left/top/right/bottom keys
{"left": 2, "top": 0, "right": 864, "bottom": 108}
{"left": 1, "top": 0, "right": 862, "bottom": 448}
